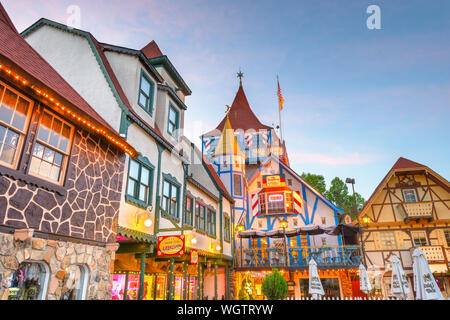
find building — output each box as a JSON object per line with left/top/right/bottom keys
{"left": 0, "top": 4, "right": 135, "bottom": 300}
{"left": 357, "top": 157, "right": 450, "bottom": 299}
{"left": 202, "top": 79, "right": 362, "bottom": 299}
{"left": 22, "top": 18, "right": 234, "bottom": 300}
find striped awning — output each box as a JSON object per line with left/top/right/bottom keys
{"left": 117, "top": 225, "right": 157, "bottom": 243}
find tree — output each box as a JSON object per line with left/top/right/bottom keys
{"left": 300, "top": 172, "right": 326, "bottom": 195}
{"left": 262, "top": 269, "right": 288, "bottom": 300}
{"left": 325, "top": 177, "right": 366, "bottom": 215}
{"left": 238, "top": 275, "right": 255, "bottom": 300}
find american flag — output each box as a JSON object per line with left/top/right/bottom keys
{"left": 277, "top": 77, "right": 284, "bottom": 111}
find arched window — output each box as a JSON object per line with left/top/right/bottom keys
{"left": 9, "top": 261, "right": 50, "bottom": 300}
{"left": 60, "top": 264, "right": 89, "bottom": 300}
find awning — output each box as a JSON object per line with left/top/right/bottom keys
{"left": 117, "top": 225, "right": 157, "bottom": 243}
{"left": 237, "top": 224, "right": 360, "bottom": 239}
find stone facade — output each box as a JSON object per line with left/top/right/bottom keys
{"left": 0, "top": 127, "right": 125, "bottom": 243}
{"left": 0, "top": 232, "right": 117, "bottom": 300}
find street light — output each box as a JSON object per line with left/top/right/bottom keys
{"left": 345, "top": 178, "right": 367, "bottom": 266}
{"left": 280, "top": 219, "right": 288, "bottom": 267}
{"left": 237, "top": 224, "right": 244, "bottom": 267}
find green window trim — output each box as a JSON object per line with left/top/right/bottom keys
{"left": 195, "top": 201, "right": 206, "bottom": 232}
{"left": 224, "top": 216, "right": 231, "bottom": 242}
{"left": 167, "top": 103, "right": 180, "bottom": 138}
{"left": 138, "top": 70, "right": 155, "bottom": 116}
{"left": 206, "top": 208, "right": 216, "bottom": 238}
{"left": 161, "top": 178, "right": 180, "bottom": 219}
{"left": 125, "top": 157, "right": 154, "bottom": 208}
{"left": 184, "top": 195, "right": 194, "bottom": 226}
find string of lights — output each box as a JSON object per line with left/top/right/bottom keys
{"left": 0, "top": 62, "right": 134, "bottom": 157}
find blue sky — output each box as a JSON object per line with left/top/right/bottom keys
{"left": 4, "top": 0, "right": 449, "bottom": 199}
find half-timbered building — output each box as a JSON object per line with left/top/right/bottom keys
{"left": 202, "top": 80, "right": 362, "bottom": 299}
{"left": 0, "top": 4, "right": 135, "bottom": 300}
{"left": 357, "top": 157, "right": 450, "bottom": 299}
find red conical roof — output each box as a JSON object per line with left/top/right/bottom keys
{"left": 392, "top": 157, "right": 425, "bottom": 170}
{"left": 215, "top": 84, "right": 273, "bottom": 132}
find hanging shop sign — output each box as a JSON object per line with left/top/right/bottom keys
{"left": 190, "top": 249, "right": 199, "bottom": 265}
{"left": 157, "top": 235, "right": 185, "bottom": 257}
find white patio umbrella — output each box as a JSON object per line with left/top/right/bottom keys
{"left": 390, "top": 254, "right": 410, "bottom": 299}
{"left": 308, "top": 258, "right": 324, "bottom": 300}
{"left": 412, "top": 248, "right": 444, "bottom": 300}
{"left": 359, "top": 264, "right": 372, "bottom": 294}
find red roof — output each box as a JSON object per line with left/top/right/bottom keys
{"left": 141, "top": 40, "right": 163, "bottom": 60}
{"left": 0, "top": 4, "right": 133, "bottom": 153}
{"left": 214, "top": 84, "right": 273, "bottom": 132}
{"left": 392, "top": 157, "right": 425, "bottom": 170}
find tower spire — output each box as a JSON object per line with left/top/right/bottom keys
{"left": 237, "top": 69, "right": 244, "bottom": 86}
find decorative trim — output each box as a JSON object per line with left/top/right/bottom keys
{"left": 117, "top": 225, "right": 157, "bottom": 243}
{"left": 158, "top": 84, "right": 187, "bottom": 110}
{"left": 138, "top": 69, "right": 155, "bottom": 116}
{"left": 125, "top": 194, "right": 149, "bottom": 210}
{"left": 162, "top": 172, "right": 181, "bottom": 187}
{"left": 150, "top": 56, "right": 192, "bottom": 96}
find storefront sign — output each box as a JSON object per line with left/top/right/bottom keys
{"left": 250, "top": 272, "right": 266, "bottom": 278}
{"left": 268, "top": 194, "right": 283, "bottom": 202}
{"left": 266, "top": 175, "right": 281, "bottom": 187}
{"left": 157, "top": 235, "right": 185, "bottom": 256}
{"left": 190, "top": 249, "right": 199, "bottom": 265}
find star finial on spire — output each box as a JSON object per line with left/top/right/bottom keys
{"left": 237, "top": 69, "right": 244, "bottom": 86}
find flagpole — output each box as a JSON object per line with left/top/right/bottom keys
{"left": 277, "top": 75, "right": 283, "bottom": 144}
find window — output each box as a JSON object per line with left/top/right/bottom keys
{"left": 60, "top": 265, "right": 89, "bottom": 300}
{"left": 0, "top": 83, "right": 32, "bottom": 168}
{"left": 126, "top": 159, "right": 153, "bottom": 205}
{"left": 380, "top": 232, "right": 397, "bottom": 250}
{"left": 224, "top": 216, "right": 231, "bottom": 242}
{"left": 444, "top": 230, "right": 450, "bottom": 247}
{"left": 412, "top": 231, "right": 428, "bottom": 246}
{"left": 9, "top": 261, "right": 49, "bottom": 300}
{"left": 184, "top": 196, "right": 193, "bottom": 226}
{"left": 207, "top": 208, "right": 216, "bottom": 236}
{"left": 258, "top": 191, "right": 295, "bottom": 215}
{"left": 233, "top": 174, "right": 242, "bottom": 197}
{"left": 29, "top": 110, "right": 73, "bottom": 183}
{"left": 162, "top": 180, "right": 180, "bottom": 218}
{"left": 167, "top": 104, "right": 179, "bottom": 137}
{"left": 196, "top": 202, "right": 205, "bottom": 231}
{"left": 138, "top": 71, "right": 154, "bottom": 115}
{"left": 321, "top": 217, "right": 326, "bottom": 225}
{"left": 403, "top": 189, "right": 417, "bottom": 203}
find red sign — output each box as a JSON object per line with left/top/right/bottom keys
{"left": 157, "top": 235, "right": 185, "bottom": 257}
{"left": 190, "top": 249, "right": 199, "bottom": 265}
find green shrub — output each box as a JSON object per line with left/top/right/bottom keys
{"left": 262, "top": 268, "right": 288, "bottom": 300}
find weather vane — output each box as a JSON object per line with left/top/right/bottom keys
{"left": 225, "top": 105, "right": 231, "bottom": 116}
{"left": 237, "top": 69, "right": 244, "bottom": 85}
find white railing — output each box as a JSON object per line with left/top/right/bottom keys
{"left": 403, "top": 202, "right": 433, "bottom": 218}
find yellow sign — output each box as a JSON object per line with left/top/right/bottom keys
{"left": 266, "top": 175, "right": 281, "bottom": 187}
{"left": 157, "top": 235, "right": 185, "bottom": 256}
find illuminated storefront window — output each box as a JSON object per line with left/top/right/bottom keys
{"left": 259, "top": 191, "right": 294, "bottom": 215}
{"left": 60, "top": 265, "right": 88, "bottom": 300}
{"left": 9, "top": 262, "right": 49, "bottom": 300}
{"left": 155, "top": 275, "right": 166, "bottom": 300}
{"left": 143, "top": 274, "right": 155, "bottom": 300}
{"left": 174, "top": 276, "right": 183, "bottom": 300}
{"left": 111, "top": 274, "right": 126, "bottom": 300}
{"left": 188, "top": 276, "right": 197, "bottom": 300}
{"left": 111, "top": 273, "right": 140, "bottom": 300}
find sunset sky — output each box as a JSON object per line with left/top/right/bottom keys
{"left": 3, "top": 0, "right": 449, "bottom": 199}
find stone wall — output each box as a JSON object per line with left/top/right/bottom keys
{"left": 0, "top": 127, "right": 125, "bottom": 243}
{"left": 0, "top": 231, "right": 117, "bottom": 300}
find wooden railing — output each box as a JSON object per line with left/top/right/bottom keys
{"left": 235, "top": 245, "right": 361, "bottom": 269}
{"left": 401, "top": 202, "right": 433, "bottom": 221}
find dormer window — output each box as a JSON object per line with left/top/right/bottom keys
{"left": 167, "top": 104, "right": 179, "bottom": 137}
{"left": 138, "top": 70, "right": 154, "bottom": 116}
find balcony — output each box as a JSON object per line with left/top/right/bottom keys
{"left": 411, "top": 245, "right": 447, "bottom": 264}
{"left": 398, "top": 202, "right": 433, "bottom": 222}
{"left": 235, "top": 245, "right": 361, "bottom": 270}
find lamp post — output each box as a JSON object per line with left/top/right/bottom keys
{"left": 280, "top": 219, "right": 288, "bottom": 267}
{"left": 345, "top": 178, "right": 367, "bottom": 266}
{"left": 237, "top": 224, "right": 244, "bottom": 267}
